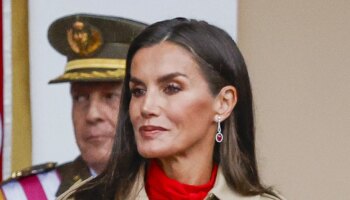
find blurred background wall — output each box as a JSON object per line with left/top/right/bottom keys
{"left": 238, "top": 1, "right": 350, "bottom": 199}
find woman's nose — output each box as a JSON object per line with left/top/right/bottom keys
{"left": 140, "top": 91, "right": 160, "bottom": 118}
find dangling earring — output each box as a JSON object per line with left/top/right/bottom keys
{"left": 215, "top": 116, "right": 223, "bottom": 143}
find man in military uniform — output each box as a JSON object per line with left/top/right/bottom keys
{"left": 0, "top": 14, "right": 146, "bottom": 199}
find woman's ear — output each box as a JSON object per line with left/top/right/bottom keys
{"left": 213, "top": 86, "right": 237, "bottom": 121}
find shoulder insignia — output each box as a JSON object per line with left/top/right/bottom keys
{"left": 2, "top": 162, "right": 57, "bottom": 184}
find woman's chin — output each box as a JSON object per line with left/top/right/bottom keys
{"left": 137, "top": 146, "right": 170, "bottom": 159}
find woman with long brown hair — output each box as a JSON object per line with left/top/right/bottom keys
{"left": 58, "top": 17, "right": 284, "bottom": 200}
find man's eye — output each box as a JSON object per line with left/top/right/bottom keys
{"left": 105, "top": 93, "right": 120, "bottom": 101}
{"left": 130, "top": 88, "right": 146, "bottom": 97}
{"left": 164, "top": 83, "right": 181, "bottom": 95}
{"left": 73, "top": 95, "right": 88, "bottom": 102}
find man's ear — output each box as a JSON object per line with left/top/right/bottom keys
{"left": 213, "top": 85, "right": 237, "bottom": 121}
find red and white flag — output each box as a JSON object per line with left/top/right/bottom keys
{"left": 0, "top": 0, "right": 3, "bottom": 182}
{"left": 1, "top": 0, "right": 14, "bottom": 180}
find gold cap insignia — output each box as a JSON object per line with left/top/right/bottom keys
{"left": 67, "top": 20, "right": 103, "bottom": 56}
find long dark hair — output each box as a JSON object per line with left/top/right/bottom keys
{"left": 74, "top": 18, "right": 278, "bottom": 199}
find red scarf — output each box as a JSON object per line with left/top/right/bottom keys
{"left": 145, "top": 160, "right": 218, "bottom": 200}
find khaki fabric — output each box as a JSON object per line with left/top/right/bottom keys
{"left": 57, "top": 166, "right": 286, "bottom": 200}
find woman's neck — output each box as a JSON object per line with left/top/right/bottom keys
{"left": 157, "top": 151, "right": 214, "bottom": 185}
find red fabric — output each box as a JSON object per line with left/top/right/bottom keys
{"left": 146, "top": 160, "right": 218, "bottom": 200}
{"left": 19, "top": 175, "right": 48, "bottom": 200}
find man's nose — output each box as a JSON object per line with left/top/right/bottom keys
{"left": 86, "top": 97, "right": 104, "bottom": 123}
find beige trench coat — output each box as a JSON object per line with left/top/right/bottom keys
{"left": 57, "top": 167, "right": 285, "bottom": 200}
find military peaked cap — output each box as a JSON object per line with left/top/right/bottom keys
{"left": 48, "top": 13, "right": 146, "bottom": 83}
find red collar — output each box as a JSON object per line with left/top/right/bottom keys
{"left": 146, "top": 160, "right": 218, "bottom": 200}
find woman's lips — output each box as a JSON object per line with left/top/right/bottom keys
{"left": 139, "top": 125, "right": 168, "bottom": 139}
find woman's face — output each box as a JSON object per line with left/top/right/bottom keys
{"left": 129, "top": 41, "right": 217, "bottom": 159}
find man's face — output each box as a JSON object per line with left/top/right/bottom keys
{"left": 70, "top": 81, "right": 122, "bottom": 173}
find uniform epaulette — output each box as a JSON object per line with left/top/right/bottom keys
{"left": 1, "top": 162, "right": 57, "bottom": 185}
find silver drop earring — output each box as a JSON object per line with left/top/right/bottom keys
{"left": 215, "top": 116, "right": 223, "bottom": 143}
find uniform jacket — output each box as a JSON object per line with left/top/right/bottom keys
{"left": 0, "top": 156, "right": 91, "bottom": 200}
{"left": 57, "top": 166, "right": 285, "bottom": 200}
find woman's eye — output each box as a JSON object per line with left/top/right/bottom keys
{"left": 164, "top": 83, "right": 181, "bottom": 95}
{"left": 130, "top": 88, "right": 146, "bottom": 97}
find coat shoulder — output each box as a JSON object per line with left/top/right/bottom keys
{"left": 0, "top": 162, "right": 59, "bottom": 199}
{"left": 0, "top": 156, "right": 91, "bottom": 199}
{"left": 1, "top": 162, "right": 57, "bottom": 185}
{"left": 54, "top": 156, "right": 92, "bottom": 196}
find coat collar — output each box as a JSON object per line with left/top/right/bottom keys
{"left": 129, "top": 166, "right": 262, "bottom": 200}
{"left": 56, "top": 156, "right": 91, "bottom": 196}
{"left": 57, "top": 165, "right": 274, "bottom": 200}
{"left": 206, "top": 167, "right": 261, "bottom": 200}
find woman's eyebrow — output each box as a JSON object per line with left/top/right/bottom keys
{"left": 129, "top": 76, "right": 144, "bottom": 85}
{"left": 157, "top": 72, "right": 188, "bottom": 84}
{"left": 130, "top": 72, "right": 188, "bottom": 85}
